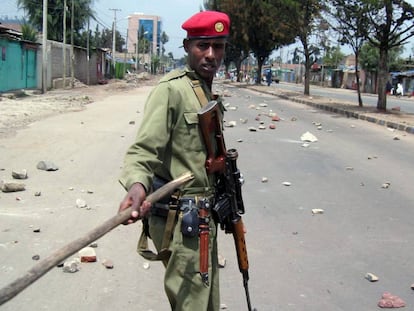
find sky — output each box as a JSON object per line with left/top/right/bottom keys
{"left": 1, "top": 0, "right": 205, "bottom": 58}
{"left": 2, "top": 0, "right": 414, "bottom": 60}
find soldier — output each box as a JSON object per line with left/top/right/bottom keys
{"left": 118, "top": 11, "right": 231, "bottom": 311}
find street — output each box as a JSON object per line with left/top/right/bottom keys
{"left": 273, "top": 81, "right": 414, "bottom": 114}
{"left": 1, "top": 82, "right": 414, "bottom": 310}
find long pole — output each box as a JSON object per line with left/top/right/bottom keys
{"left": 109, "top": 8, "right": 121, "bottom": 76}
{"left": 62, "top": 0, "right": 67, "bottom": 87}
{"left": 0, "top": 172, "right": 194, "bottom": 306}
{"left": 70, "top": 0, "right": 74, "bottom": 88}
{"left": 135, "top": 27, "right": 139, "bottom": 71}
{"left": 41, "top": 0, "right": 47, "bottom": 93}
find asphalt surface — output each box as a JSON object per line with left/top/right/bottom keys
{"left": 239, "top": 82, "right": 414, "bottom": 135}
{"left": 1, "top": 78, "right": 414, "bottom": 310}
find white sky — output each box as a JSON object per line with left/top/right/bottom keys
{"left": 1, "top": 0, "right": 204, "bottom": 58}
{"left": 2, "top": 0, "right": 414, "bottom": 60}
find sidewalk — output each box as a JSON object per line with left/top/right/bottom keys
{"left": 231, "top": 82, "right": 414, "bottom": 135}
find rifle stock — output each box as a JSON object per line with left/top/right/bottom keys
{"left": 198, "top": 101, "right": 255, "bottom": 310}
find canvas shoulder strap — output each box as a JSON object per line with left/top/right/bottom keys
{"left": 189, "top": 79, "right": 209, "bottom": 107}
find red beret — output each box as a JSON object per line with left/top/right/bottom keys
{"left": 182, "top": 11, "right": 230, "bottom": 39}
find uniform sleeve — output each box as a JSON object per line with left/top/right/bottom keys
{"left": 119, "top": 82, "right": 177, "bottom": 192}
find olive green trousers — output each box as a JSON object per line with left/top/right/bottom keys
{"left": 148, "top": 213, "right": 220, "bottom": 311}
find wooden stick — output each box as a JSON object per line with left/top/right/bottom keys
{"left": 0, "top": 172, "right": 194, "bottom": 306}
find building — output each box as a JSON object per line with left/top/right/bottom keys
{"left": 127, "top": 13, "right": 161, "bottom": 62}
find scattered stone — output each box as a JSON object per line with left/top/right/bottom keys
{"left": 1, "top": 181, "right": 26, "bottom": 192}
{"left": 378, "top": 292, "right": 406, "bottom": 308}
{"left": 15, "top": 196, "right": 23, "bottom": 201}
{"left": 76, "top": 198, "right": 88, "bottom": 208}
{"left": 62, "top": 260, "right": 80, "bottom": 273}
{"left": 269, "top": 124, "right": 276, "bottom": 129}
{"left": 79, "top": 247, "right": 97, "bottom": 262}
{"left": 381, "top": 182, "right": 391, "bottom": 189}
{"left": 89, "top": 242, "right": 98, "bottom": 248}
{"left": 311, "top": 208, "right": 324, "bottom": 215}
{"left": 300, "top": 131, "right": 318, "bottom": 142}
{"left": 258, "top": 125, "right": 266, "bottom": 130}
{"left": 220, "top": 303, "right": 228, "bottom": 309}
{"left": 102, "top": 259, "right": 114, "bottom": 269}
{"left": 36, "top": 161, "right": 59, "bottom": 171}
{"left": 143, "top": 262, "right": 150, "bottom": 270}
{"left": 12, "top": 169, "right": 28, "bottom": 180}
{"left": 259, "top": 103, "right": 268, "bottom": 107}
{"left": 282, "top": 182, "right": 291, "bottom": 186}
{"left": 271, "top": 115, "right": 280, "bottom": 122}
{"left": 365, "top": 272, "right": 379, "bottom": 282}
{"left": 34, "top": 191, "right": 41, "bottom": 196}
{"left": 32, "top": 255, "right": 40, "bottom": 261}
{"left": 33, "top": 228, "right": 41, "bottom": 233}
{"left": 248, "top": 127, "right": 257, "bottom": 132}
{"left": 227, "top": 106, "right": 237, "bottom": 111}
{"left": 302, "top": 143, "right": 310, "bottom": 148}
{"left": 240, "top": 118, "right": 248, "bottom": 124}
{"left": 129, "top": 120, "right": 135, "bottom": 125}
{"left": 345, "top": 167, "right": 354, "bottom": 171}
{"left": 411, "top": 284, "right": 414, "bottom": 290}
{"left": 68, "top": 187, "right": 74, "bottom": 191}
{"left": 218, "top": 254, "right": 226, "bottom": 268}
{"left": 261, "top": 177, "right": 268, "bottom": 183}
{"left": 225, "top": 121, "right": 237, "bottom": 127}
{"left": 393, "top": 136, "right": 400, "bottom": 140}
{"left": 237, "top": 139, "right": 243, "bottom": 143}
{"left": 291, "top": 117, "right": 297, "bottom": 121}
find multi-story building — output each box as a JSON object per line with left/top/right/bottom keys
{"left": 127, "top": 13, "right": 161, "bottom": 60}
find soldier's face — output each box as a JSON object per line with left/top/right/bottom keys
{"left": 184, "top": 38, "right": 226, "bottom": 82}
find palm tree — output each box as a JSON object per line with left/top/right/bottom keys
{"left": 17, "top": 0, "right": 95, "bottom": 42}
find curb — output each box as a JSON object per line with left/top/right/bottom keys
{"left": 240, "top": 84, "right": 414, "bottom": 135}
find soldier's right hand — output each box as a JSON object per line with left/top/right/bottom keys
{"left": 118, "top": 182, "right": 151, "bottom": 225}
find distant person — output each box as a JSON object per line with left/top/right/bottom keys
{"left": 396, "top": 82, "right": 404, "bottom": 96}
{"left": 266, "top": 67, "right": 272, "bottom": 86}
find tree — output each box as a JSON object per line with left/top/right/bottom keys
{"left": 21, "top": 23, "right": 38, "bottom": 42}
{"left": 365, "top": 0, "right": 414, "bottom": 110}
{"left": 160, "top": 31, "right": 169, "bottom": 56}
{"left": 204, "top": 0, "right": 250, "bottom": 81}
{"left": 289, "top": 0, "right": 325, "bottom": 95}
{"left": 247, "top": 0, "right": 297, "bottom": 84}
{"left": 17, "top": 0, "right": 94, "bottom": 42}
{"left": 359, "top": 42, "right": 405, "bottom": 93}
{"left": 327, "top": 0, "right": 372, "bottom": 106}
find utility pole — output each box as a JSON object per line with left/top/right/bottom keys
{"left": 86, "top": 17, "right": 90, "bottom": 85}
{"left": 63, "top": 0, "right": 67, "bottom": 88}
{"left": 109, "top": 8, "right": 121, "bottom": 76}
{"left": 70, "top": 0, "right": 75, "bottom": 88}
{"left": 42, "top": 0, "right": 47, "bottom": 93}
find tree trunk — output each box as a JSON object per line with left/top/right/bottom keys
{"left": 256, "top": 58, "right": 264, "bottom": 84}
{"left": 355, "top": 53, "right": 363, "bottom": 107}
{"left": 377, "top": 48, "right": 388, "bottom": 111}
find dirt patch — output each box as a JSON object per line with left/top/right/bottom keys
{"left": 0, "top": 74, "right": 158, "bottom": 139}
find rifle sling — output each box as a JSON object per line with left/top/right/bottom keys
{"left": 190, "top": 79, "right": 209, "bottom": 107}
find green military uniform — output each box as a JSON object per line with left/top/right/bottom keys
{"left": 119, "top": 65, "right": 224, "bottom": 310}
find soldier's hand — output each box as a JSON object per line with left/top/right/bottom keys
{"left": 119, "top": 182, "right": 151, "bottom": 225}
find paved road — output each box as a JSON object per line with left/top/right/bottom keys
{"left": 272, "top": 82, "right": 414, "bottom": 113}
{"left": 1, "top": 82, "right": 414, "bottom": 310}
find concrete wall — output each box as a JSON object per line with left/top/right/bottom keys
{"left": 37, "top": 40, "right": 102, "bottom": 90}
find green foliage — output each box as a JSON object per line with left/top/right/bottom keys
{"left": 17, "top": 0, "right": 94, "bottom": 42}
{"left": 21, "top": 23, "right": 37, "bottom": 42}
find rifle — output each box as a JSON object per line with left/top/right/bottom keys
{"left": 0, "top": 172, "right": 194, "bottom": 306}
{"left": 198, "top": 101, "right": 256, "bottom": 311}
